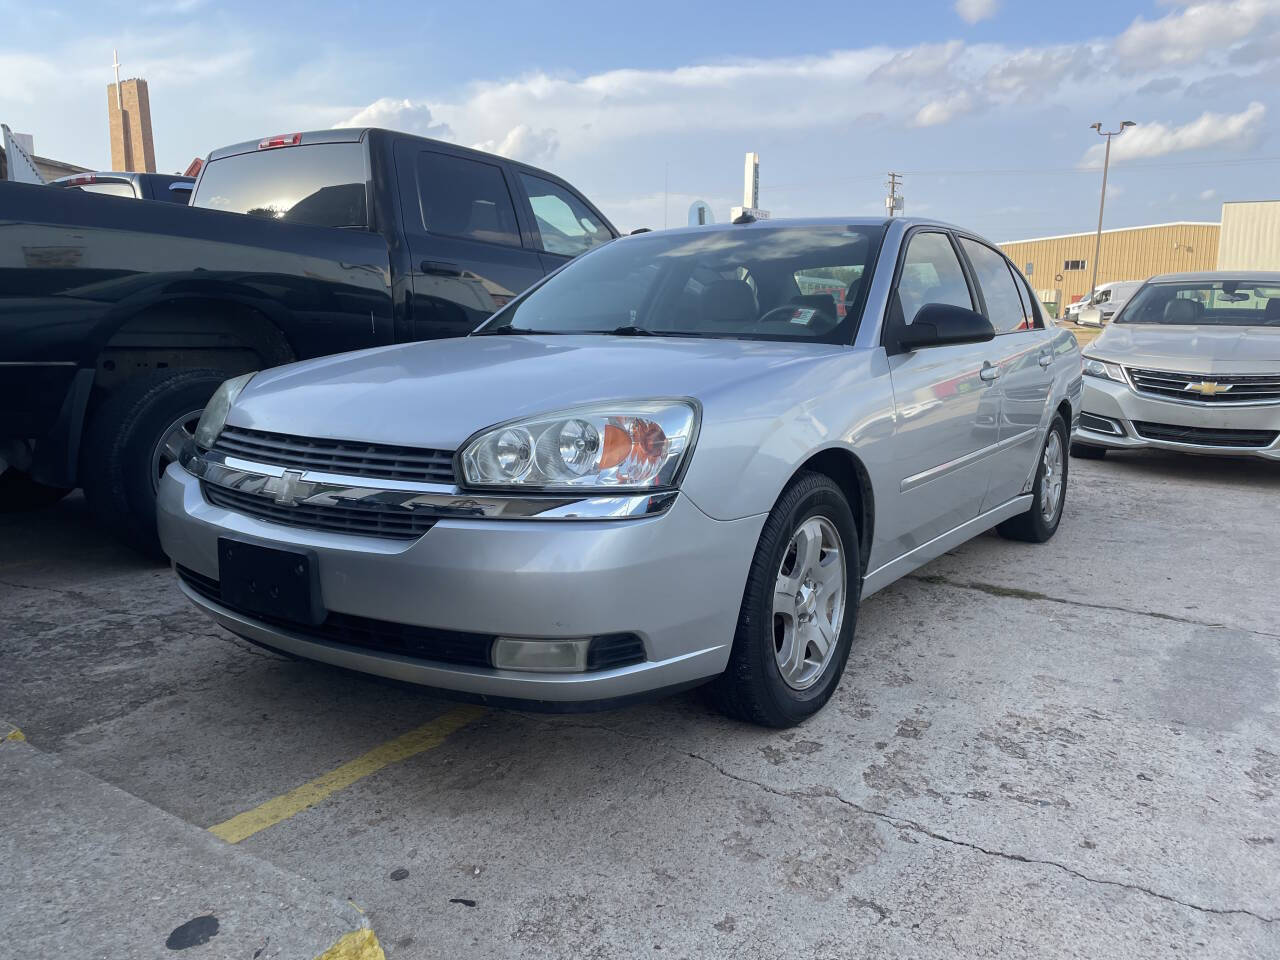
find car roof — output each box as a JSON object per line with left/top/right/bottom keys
{"left": 618, "top": 216, "right": 979, "bottom": 239}
{"left": 1147, "top": 270, "right": 1280, "bottom": 283}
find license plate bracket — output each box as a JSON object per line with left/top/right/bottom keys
{"left": 217, "top": 538, "right": 324, "bottom": 626}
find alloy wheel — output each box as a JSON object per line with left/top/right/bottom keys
{"left": 771, "top": 515, "right": 846, "bottom": 691}
{"left": 1040, "top": 430, "right": 1064, "bottom": 524}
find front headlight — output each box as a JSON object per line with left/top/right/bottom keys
{"left": 1082, "top": 355, "right": 1126, "bottom": 383}
{"left": 460, "top": 400, "right": 699, "bottom": 491}
{"left": 193, "top": 372, "right": 256, "bottom": 449}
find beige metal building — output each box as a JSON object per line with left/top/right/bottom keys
{"left": 999, "top": 222, "right": 1220, "bottom": 317}
{"left": 1217, "top": 201, "right": 1280, "bottom": 270}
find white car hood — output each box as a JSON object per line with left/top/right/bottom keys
{"left": 1089, "top": 323, "right": 1280, "bottom": 375}
{"left": 229, "top": 334, "right": 845, "bottom": 450}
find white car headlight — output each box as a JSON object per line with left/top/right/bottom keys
{"left": 1082, "top": 355, "right": 1126, "bottom": 383}
{"left": 193, "top": 372, "right": 256, "bottom": 449}
{"left": 460, "top": 400, "right": 699, "bottom": 491}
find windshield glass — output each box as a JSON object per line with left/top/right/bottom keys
{"left": 1119, "top": 280, "right": 1280, "bottom": 326}
{"left": 479, "top": 224, "right": 886, "bottom": 342}
{"left": 192, "top": 142, "right": 369, "bottom": 228}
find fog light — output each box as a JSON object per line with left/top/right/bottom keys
{"left": 492, "top": 637, "right": 591, "bottom": 673}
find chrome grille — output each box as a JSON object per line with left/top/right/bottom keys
{"left": 1131, "top": 421, "right": 1279, "bottom": 449}
{"left": 203, "top": 483, "right": 437, "bottom": 540}
{"left": 1126, "top": 367, "right": 1280, "bottom": 404}
{"left": 213, "top": 426, "right": 456, "bottom": 484}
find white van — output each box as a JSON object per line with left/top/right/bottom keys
{"left": 1077, "top": 280, "right": 1143, "bottom": 327}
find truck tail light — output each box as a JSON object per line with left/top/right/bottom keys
{"left": 65, "top": 174, "right": 98, "bottom": 185}
{"left": 257, "top": 133, "right": 302, "bottom": 150}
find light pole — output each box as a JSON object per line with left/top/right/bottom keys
{"left": 1088, "top": 120, "right": 1135, "bottom": 303}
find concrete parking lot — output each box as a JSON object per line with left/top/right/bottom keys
{"left": 2, "top": 451, "right": 1278, "bottom": 959}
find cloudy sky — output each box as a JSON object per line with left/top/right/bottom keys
{"left": 2, "top": 0, "right": 1277, "bottom": 238}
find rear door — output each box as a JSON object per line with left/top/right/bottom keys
{"left": 957, "top": 236, "right": 1054, "bottom": 510}
{"left": 513, "top": 171, "right": 614, "bottom": 274}
{"left": 883, "top": 229, "right": 1000, "bottom": 554}
{"left": 394, "top": 143, "right": 546, "bottom": 340}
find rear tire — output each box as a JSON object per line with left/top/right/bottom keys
{"left": 1070, "top": 443, "right": 1107, "bottom": 460}
{"left": 706, "top": 472, "right": 861, "bottom": 728}
{"left": 998, "top": 414, "right": 1068, "bottom": 544}
{"left": 0, "top": 469, "right": 71, "bottom": 513}
{"left": 80, "top": 369, "right": 227, "bottom": 557}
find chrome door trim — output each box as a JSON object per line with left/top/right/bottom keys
{"left": 183, "top": 447, "right": 677, "bottom": 520}
{"left": 861, "top": 494, "right": 1034, "bottom": 598}
{"left": 900, "top": 427, "right": 1038, "bottom": 493}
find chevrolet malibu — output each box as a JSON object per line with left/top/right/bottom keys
{"left": 160, "top": 219, "right": 1080, "bottom": 726}
{"left": 1072, "top": 272, "right": 1280, "bottom": 461}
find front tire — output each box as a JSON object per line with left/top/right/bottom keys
{"left": 706, "top": 472, "right": 861, "bottom": 727}
{"left": 998, "top": 414, "right": 1068, "bottom": 543}
{"left": 80, "top": 369, "right": 227, "bottom": 557}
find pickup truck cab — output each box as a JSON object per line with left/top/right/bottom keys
{"left": 52, "top": 171, "right": 195, "bottom": 204}
{"left": 0, "top": 128, "right": 618, "bottom": 552}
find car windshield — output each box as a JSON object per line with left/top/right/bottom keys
{"left": 1118, "top": 280, "right": 1280, "bottom": 326}
{"left": 478, "top": 224, "right": 886, "bottom": 342}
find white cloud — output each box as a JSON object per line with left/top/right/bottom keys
{"left": 1081, "top": 101, "right": 1267, "bottom": 164}
{"left": 955, "top": 0, "right": 1000, "bottom": 24}
{"left": 1200, "top": 188, "right": 1219, "bottom": 200}
{"left": 472, "top": 124, "right": 559, "bottom": 165}
{"left": 1114, "top": 0, "right": 1280, "bottom": 70}
{"left": 340, "top": 97, "right": 452, "bottom": 139}
{"left": 914, "top": 90, "right": 976, "bottom": 127}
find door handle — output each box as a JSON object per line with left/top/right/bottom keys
{"left": 1038, "top": 353, "right": 1053, "bottom": 368}
{"left": 980, "top": 362, "right": 1001, "bottom": 382}
{"left": 420, "top": 260, "right": 462, "bottom": 277}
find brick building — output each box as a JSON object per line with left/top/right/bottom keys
{"left": 107, "top": 77, "right": 157, "bottom": 173}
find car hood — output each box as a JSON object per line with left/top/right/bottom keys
{"left": 1089, "top": 323, "right": 1280, "bottom": 374}
{"left": 230, "top": 334, "right": 847, "bottom": 450}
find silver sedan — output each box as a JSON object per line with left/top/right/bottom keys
{"left": 159, "top": 218, "right": 1080, "bottom": 726}
{"left": 1072, "top": 272, "right": 1280, "bottom": 461}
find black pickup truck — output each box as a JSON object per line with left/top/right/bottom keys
{"left": 0, "top": 127, "right": 618, "bottom": 552}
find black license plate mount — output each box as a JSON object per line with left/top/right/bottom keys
{"left": 217, "top": 538, "right": 324, "bottom": 626}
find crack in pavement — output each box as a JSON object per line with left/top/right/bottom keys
{"left": 526, "top": 717, "right": 1278, "bottom": 926}
{"left": 906, "top": 574, "right": 1280, "bottom": 640}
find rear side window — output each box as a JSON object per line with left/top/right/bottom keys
{"left": 897, "top": 231, "right": 972, "bottom": 325}
{"left": 519, "top": 173, "right": 610, "bottom": 257}
{"left": 415, "top": 152, "right": 520, "bottom": 247}
{"left": 961, "top": 238, "right": 1030, "bottom": 334}
{"left": 193, "top": 142, "right": 368, "bottom": 228}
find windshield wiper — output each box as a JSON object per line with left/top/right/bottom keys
{"left": 605, "top": 324, "right": 656, "bottom": 336}
{"left": 476, "top": 326, "right": 556, "bottom": 336}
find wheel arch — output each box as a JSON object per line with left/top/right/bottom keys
{"left": 789, "top": 446, "right": 875, "bottom": 576}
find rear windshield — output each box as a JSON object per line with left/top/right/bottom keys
{"left": 191, "top": 142, "right": 368, "bottom": 228}
{"left": 1118, "top": 280, "right": 1280, "bottom": 326}
{"left": 478, "top": 224, "right": 886, "bottom": 343}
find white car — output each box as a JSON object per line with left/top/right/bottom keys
{"left": 1073, "top": 272, "right": 1280, "bottom": 461}
{"left": 1076, "top": 280, "right": 1143, "bottom": 327}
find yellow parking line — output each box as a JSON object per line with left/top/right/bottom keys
{"left": 209, "top": 705, "right": 485, "bottom": 844}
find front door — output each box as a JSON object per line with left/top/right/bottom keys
{"left": 956, "top": 237, "right": 1054, "bottom": 509}
{"left": 394, "top": 143, "right": 546, "bottom": 340}
{"left": 884, "top": 231, "right": 1001, "bottom": 558}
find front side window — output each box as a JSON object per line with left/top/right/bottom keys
{"left": 415, "top": 152, "right": 521, "bottom": 246}
{"left": 1119, "top": 280, "right": 1280, "bottom": 326}
{"left": 897, "top": 232, "right": 973, "bottom": 326}
{"left": 520, "top": 173, "right": 610, "bottom": 257}
{"left": 960, "top": 238, "right": 1029, "bottom": 334}
{"left": 193, "top": 143, "right": 368, "bottom": 228}
{"left": 479, "top": 224, "right": 885, "bottom": 343}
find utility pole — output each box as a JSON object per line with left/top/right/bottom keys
{"left": 884, "top": 172, "right": 903, "bottom": 217}
{"left": 1087, "top": 121, "right": 1135, "bottom": 301}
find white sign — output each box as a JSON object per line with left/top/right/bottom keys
{"left": 2, "top": 124, "right": 44, "bottom": 184}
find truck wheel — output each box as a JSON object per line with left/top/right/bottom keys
{"left": 0, "top": 469, "right": 71, "bottom": 513}
{"left": 998, "top": 415, "right": 1068, "bottom": 543}
{"left": 80, "top": 369, "right": 227, "bottom": 557}
{"left": 705, "top": 472, "right": 861, "bottom": 727}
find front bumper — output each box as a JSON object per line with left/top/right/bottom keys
{"left": 1074, "top": 376, "right": 1280, "bottom": 460}
{"left": 158, "top": 465, "right": 764, "bottom": 704}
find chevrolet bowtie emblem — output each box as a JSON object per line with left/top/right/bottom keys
{"left": 1184, "top": 380, "right": 1232, "bottom": 396}
{"left": 263, "top": 469, "right": 310, "bottom": 506}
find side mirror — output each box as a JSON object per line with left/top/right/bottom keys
{"left": 896, "top": 302, "right": 995, "bottom": 351}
